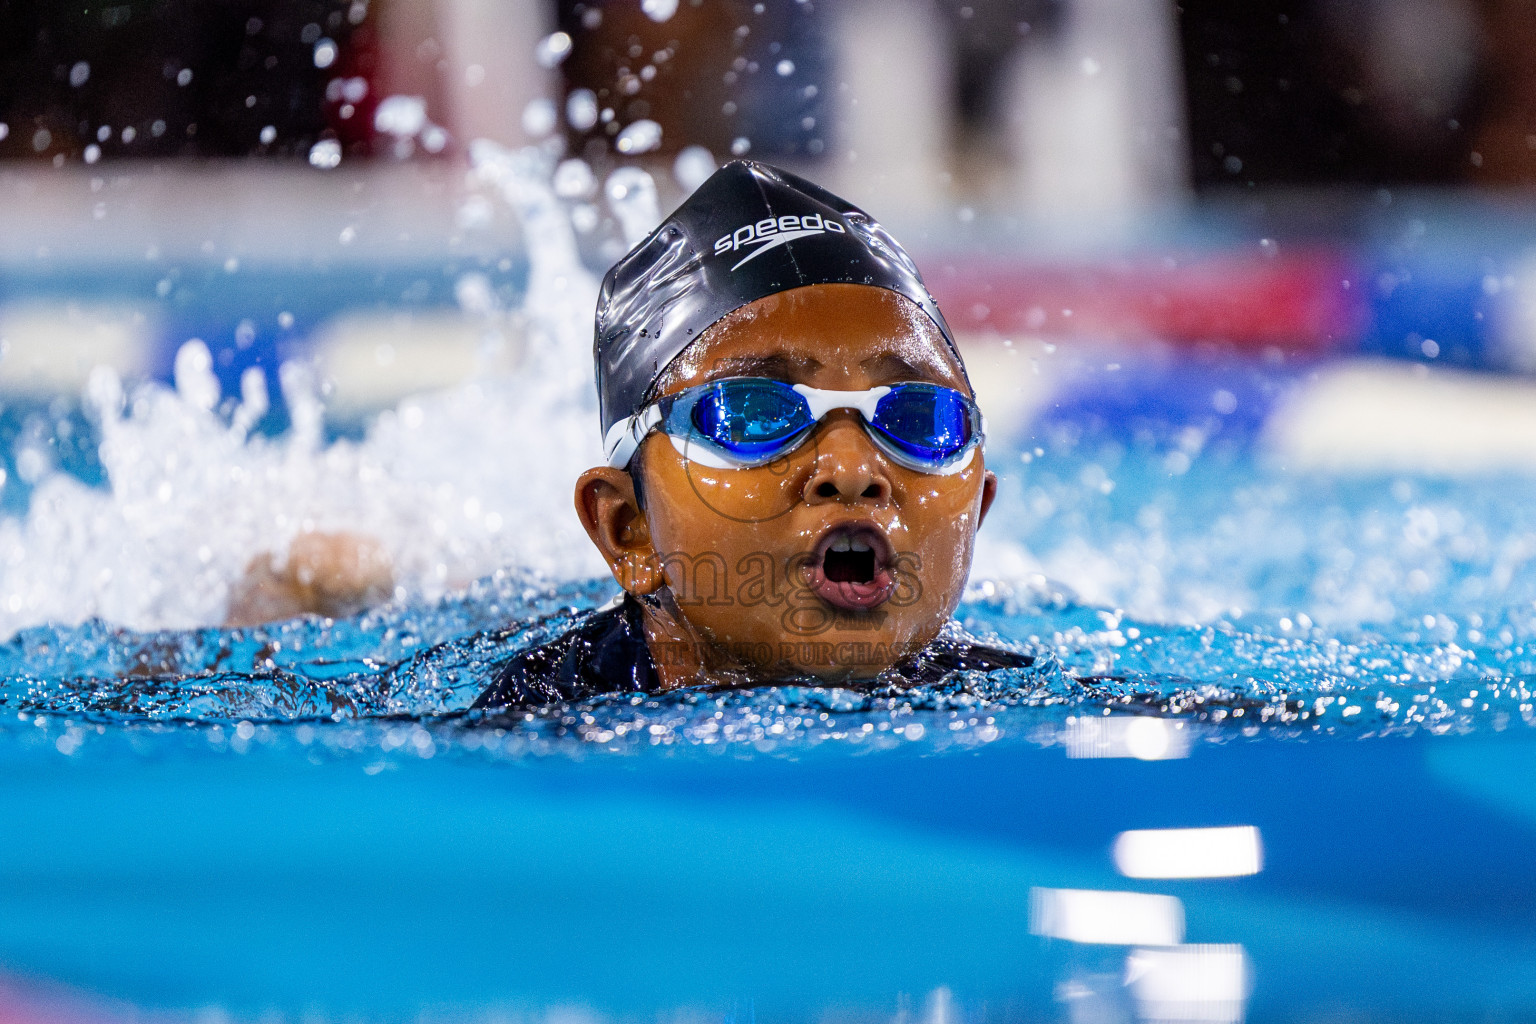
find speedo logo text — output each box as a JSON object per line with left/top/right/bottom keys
{"left": 713, "top": 212, "right": 847, "bottom": 270}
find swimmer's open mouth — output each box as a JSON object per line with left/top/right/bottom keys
{"left": 806, "top": 523, "right": 896, "bottom": 612}
{"left": 824, "top": 544, "right": 875, "bottom": 583}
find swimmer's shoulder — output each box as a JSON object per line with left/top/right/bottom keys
{"left": 472, "top": 605, "right": 1034, "bottom": 710}
{"left": 471, "top": 594, "right": 657, "bottom": 710}
{"left": 891, "top": 620, "right": 1036, "bottom": 684}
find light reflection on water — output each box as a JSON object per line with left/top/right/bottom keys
{"left": 1112, "top": 826, "right": 1263, "bottom": 880}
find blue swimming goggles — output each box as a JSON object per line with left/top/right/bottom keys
{"left": 604, "top": 377, "right": 985, "bottom": 476}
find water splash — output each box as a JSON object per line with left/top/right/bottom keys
{"left": 1, "top": 140, "right": 1536, "bottom": 759}
{"left": 673, "top": 145, "right": 717, "bottom": 191}
{"left": 605, "top": 166, "right": 662, "bottom": 247}
{"left": 0, "top": 141, "right": 606, "bottom": 637}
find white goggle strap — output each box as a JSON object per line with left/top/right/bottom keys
{"left": 604, "top": 405, "right": 663, "bottom": 469}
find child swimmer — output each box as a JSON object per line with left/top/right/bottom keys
{"left": 474, "top": 161, "right": 1031, "bottom": 708}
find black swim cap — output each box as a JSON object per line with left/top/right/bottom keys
{"left": 594, "top": 159, "right": 960, "bottom": 441}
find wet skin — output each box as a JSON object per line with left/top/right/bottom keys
{"left": 574, "top": 283, "right": 997, "bottom": 686}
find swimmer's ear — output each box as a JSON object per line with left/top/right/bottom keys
{"left": 977, "top": 470, "right": 998, "bottom": 528}
{"left": 574, "top": 467, "right": 664, "bottom": 596}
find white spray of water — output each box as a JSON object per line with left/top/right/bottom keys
{"left": 0, "top": 141, "right": 666, "bottom": 637}
{"left": 553, "top": 158, "right": 597, "bottom": 199}
{"left": 605, "top": 167, "right": 661, "bottom": 248}
{"left": 673, "top": 145, "right": 716, "bottom": 192}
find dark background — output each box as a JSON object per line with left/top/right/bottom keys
{"left": 0, "top": 0, "right": 1526, "bottom": 187}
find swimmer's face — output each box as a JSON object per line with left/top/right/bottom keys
{"left": 577, "top": 283, "right": 996, "bottom": 683}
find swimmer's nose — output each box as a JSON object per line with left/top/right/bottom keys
{"left": 803, "top": 411, "right": 892, "bottom": 506}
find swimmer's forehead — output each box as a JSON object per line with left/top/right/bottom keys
{"left": 655, "top": 284, "right": 968, "bottom": 397}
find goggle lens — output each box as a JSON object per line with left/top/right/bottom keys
{"left": 871, "top": 384, "right": 973, "bottom": 462}
{"left": 689, "top": 380, "right": 811, "bottom": 458}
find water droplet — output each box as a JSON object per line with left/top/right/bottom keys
{"left": 672, "top": 145, "right": 715, "bottom": 191}
{"left": 313, "top": 38, "right": 337, "bottom": 69}
{"left": 174, "top": 340, "right": 220, "bottom": 412}
{"left": 176, "top": 68, "right": 192, "bottom": 86}
{"left": 553, "top": 158, "right": 596, "bottom": 198}
{"left": 69, "top": 61, "right": 90, "bottom": 87}
{"left": 521, "top": 98, "right": 557, "bottom": 138}
{"left": 374, "top": 95, "right": 427, "bottom": 137}
{"left": 614, "top": 118, "right": 662, "bottom": 155}
{"left": 455, "top": 272, "right": 495, "bottom": 316}
{"left": 570, "top": 203, "right": 599, "bottom": 232}
{"left": 606, "top": 167, "right": 660, "bottom": 246}
{"left": 776, "top": 59, "right": 795, "bottom": 76}
{"left": 15, "top": 448, "right": 47, "bottom": 484}
{"left": 259, "top": 125, "right": 276, "bottom": 145}
{"left": 535, "top": 31, "right": 573, "bottom": 68}
{"left": 731, "top": 136, "right": 751, "bottom": 156}
{"left": 308, "top": 138, "right": 342, "bottom": 169}
{"left": 566, "top": 89, "right": 599, "bottom": 131}
{"left": 83, "top": 144, "right": 100, "bottom": 164}
{"left": 641, "top": 0, "right": 678, "bottom": 22}
{"left": 420, "top": 125, "right": 448, "bottom": 153}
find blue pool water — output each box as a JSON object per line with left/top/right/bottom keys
{"left": 5, "top": 421, "right": 1536, "bottom": 1023}
{"left": 4, "top": 159, "right": 1536, "bottom": 1022}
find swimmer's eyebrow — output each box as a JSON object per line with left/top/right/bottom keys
{"left": 704, "top": 352, "right": 823, "bottom": 380}
{"left": 859, "top": 352, "right": 956, "bottom": 385}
